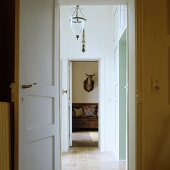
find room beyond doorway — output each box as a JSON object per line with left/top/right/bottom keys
{"left": 71, "top": 61, "right": 99, "bottom": 148}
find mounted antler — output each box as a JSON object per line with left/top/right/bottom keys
{"left": 85, "top": 73, "right": 95, "bottom": 77}
{"left": 84, "top": 73, "right": 95, "bottom": 92}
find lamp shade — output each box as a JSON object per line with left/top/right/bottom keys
{"left": 69, "top": 5, "right": 86, "bottom": 40}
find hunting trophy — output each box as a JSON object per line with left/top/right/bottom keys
{"left": 83, "top": 73, "right": 95, "bottom": 92}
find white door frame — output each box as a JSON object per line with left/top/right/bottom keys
{"left": 59, "top": 1, "right": 136, "bottom": 170}
{"left": 68, "top": 61, "right": 72, "bottom": 146}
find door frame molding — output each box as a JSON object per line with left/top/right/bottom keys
{"left": 136, "top": 0, "right": 142, "bottom": 169}
{"left": 69, "top": 61, "right": 72, "bottom": 147}
{"left": 62, "top": 58, "right": 103, "bottom": 151}
{"left": 14, "top": 0, "right": 19, "bottom": 169}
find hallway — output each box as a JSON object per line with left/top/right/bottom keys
{"left": 62, "top": 147, "right": 126, "bottom": 170}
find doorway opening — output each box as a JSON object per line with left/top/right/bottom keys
{"left": 60, "top": 5, "right": 128, "bottom": 170}
{"left": 61, "top": 59, "right": 101, "bottom": 152}
{"left": 71, "top": 61, "right": 99, "bottom": 148}
{"left": 17, "top": 0, "right": 136, "bottom": 169}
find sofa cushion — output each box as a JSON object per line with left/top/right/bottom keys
{"left": 73, "top": 108, "right": 84, "bottom": 117}
{"left": 83, "top": 105, "right": 96, "bottom": 117}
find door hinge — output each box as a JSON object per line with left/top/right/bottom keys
{"left": 137, "top": 90, "right": 142, "bottom": 104}
{"left": 10, "top": 82, "right": 16, "bottom": 102}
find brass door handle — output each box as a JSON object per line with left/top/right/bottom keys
{"left": 22, "top": 83, "right": 37, "bottom": 89}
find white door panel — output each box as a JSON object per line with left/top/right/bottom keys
{"left": 25, "top": 95, "right": 53, "bottom": 128}
{"left": 25, "top": 137, "right": 54, "bottom": 170}
{"left": 20, "top": 0, "right": 54, "bottom": 85}
{"left": 19, "top": 0, "right": 60, "bottom": 169}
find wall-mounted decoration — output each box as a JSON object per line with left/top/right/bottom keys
{"left": 82, "top": 29, "right": 85, "bottom": 53}
{"left": 83, "top": 73, "right": 95, "bottom": 92}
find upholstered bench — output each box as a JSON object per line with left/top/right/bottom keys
{"left": 72, "top": 103, "right": 98, "bottom": 131}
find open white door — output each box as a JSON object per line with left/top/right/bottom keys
{"left": 61, "top": 60, "right": 72, "bottom": 150}
{"left": 69, "top": 61, "right": 72, "bottom": 146}
{"left": 61, "top": 59, "right": 69, "bottom": 151}
{"left": 19, "top": 0, "right": 61, "bottom": 170}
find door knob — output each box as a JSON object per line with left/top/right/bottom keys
{"left": 62, "top": 89, "right": 67, "bottom": 95}
{"left": 22, "top": 83, "right": 37, "bottom": 89}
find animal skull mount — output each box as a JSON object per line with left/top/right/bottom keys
{"left": 83, "top": 73, "right": 95, "bottom": 92}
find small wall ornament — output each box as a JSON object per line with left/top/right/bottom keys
{"left": 82, "top": 29, "right": 85, "bottom": 53}
{"left": 83, "top": 73, "right": 95, "bottom": 92}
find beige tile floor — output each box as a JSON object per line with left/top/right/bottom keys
{"left": 62, "top": 147, "right": 126, "bottom": 170}
{"left": 72, "top": 131, "right": 98, "bottom": 147}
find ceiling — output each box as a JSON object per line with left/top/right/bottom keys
{"left": 58, "top": 0, "right": 128, "bottom": 5}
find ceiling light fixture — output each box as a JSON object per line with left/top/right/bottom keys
{"left": 69, "top": 5, "right": 87, "bottom": 40}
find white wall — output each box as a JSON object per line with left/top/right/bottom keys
{"left": 60, "top": 5, "right": 115, "bottom": 151}
{"left": 112, "top": 5, "right": 127, "bottom": 159}
{"left": 72, "top": 61, "right": 98, "bottom": 103}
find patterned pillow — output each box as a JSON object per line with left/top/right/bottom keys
{"left": 83, "top": 105, "right": 96, "bottom": 117}
{"left": 73, "top": 108, "right": 84, "bottom": 117}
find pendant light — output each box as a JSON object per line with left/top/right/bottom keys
{"left": 69, "top": 5, "right": 87, "bottom": 40}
